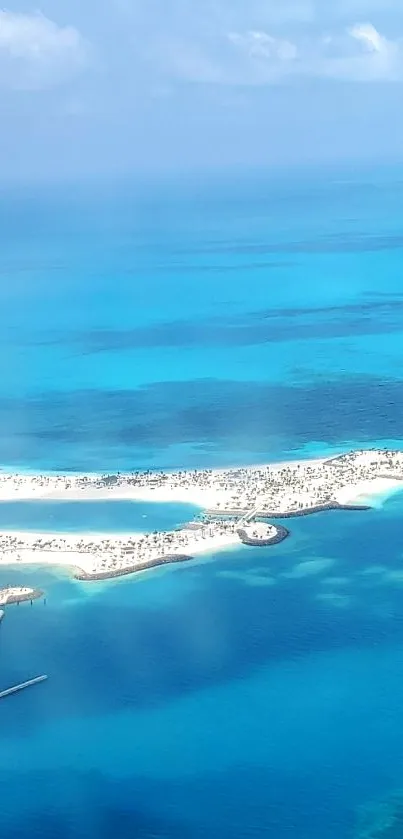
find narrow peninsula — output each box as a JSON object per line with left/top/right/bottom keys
{"left": 0, "top": 448, "right": 402, "bottom": 580}
{"left": 0, "top": 586, "right": 43, "bottom": 605}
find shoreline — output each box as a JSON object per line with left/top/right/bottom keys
{"left": 0, "top": 453, "right": 335, "bottom": 481}
{"left": 0, "top": 528, "right": 243, "bottom": 579}
{"left": 0, "top": 585, "right": 43, "bottom": 605}
{"left": 0, "top": 449, "right": 402, "bottom": 579}
{"left": 207, "top": 500, "right": 373, "bottom": 519}
{"left": 74, "top": 553, "right": 194, "bottom": 581}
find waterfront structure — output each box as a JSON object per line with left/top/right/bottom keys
{"left": 0, "top": 586, "right": 43, "bottom": 605}
{"left": 0, "top": 449, "right": 400, "bottom": 580}
{"left": 0, "top": 675, "right": 48, "bottom": 700}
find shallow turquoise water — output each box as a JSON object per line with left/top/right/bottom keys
{"left": 0, "top": 500, "right": 199, "bottom": 533}
{"left": 1, "top": 165, "right": 403, "bottom": 837}
{"left": 1, "top": 165, "right": 403, "bottom": 471}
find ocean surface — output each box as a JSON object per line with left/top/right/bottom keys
{"left": 1, "top": 162, "right": 403, "bottom": 837}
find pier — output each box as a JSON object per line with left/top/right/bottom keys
{"left": 0, "top": 674, "right": 48, "bottom": 700}
{"left": 0, "top": 585, "right": 44, "bottom": 606}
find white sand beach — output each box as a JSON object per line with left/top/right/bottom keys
{"left": 334, "top": 477, "right": 403, "bottom": 507}
{"left": 0, "top": 526, "right": 241, "bottom": 579}
{"left": 0, "top": 475, "right": 221, "bottom": 508}
{"left": 0, "top": 448, "right": 402, "bottom": 579}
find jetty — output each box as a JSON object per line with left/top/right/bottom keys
{"left": 0, "top": 674, "right": 48, "bottom": 700}
{"left": 0, "top": 586, "right": 43, "bottom": 606}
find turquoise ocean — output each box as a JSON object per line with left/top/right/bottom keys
{"left": 1, "top": 164, "right": 403, "bottom": 837}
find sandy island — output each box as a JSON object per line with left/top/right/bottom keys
{"left": 0, "top": 448, "right": 402, "bottom": 579}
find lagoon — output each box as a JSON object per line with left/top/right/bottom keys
{"left": 0, "top": 500, "right": 200, "bottom": 533}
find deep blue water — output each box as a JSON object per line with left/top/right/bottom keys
{"left": 0, "top": 500, "right": 199, "bottom": 533}
{"left": 2, "top": 164, "right": 403, "bottom": 837}
{"left": 2, "top": 494, "right": 403, "bottom": 838}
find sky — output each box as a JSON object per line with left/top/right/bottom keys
{"left": 1, "top": 0, "right": 403, "bottom": 179}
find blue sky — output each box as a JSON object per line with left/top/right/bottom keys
{"left": 1, "top": 0, "right": 403, "bottom": 178}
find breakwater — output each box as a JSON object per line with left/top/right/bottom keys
{"left": 237, "top": 524, "right": 289, "bottom": 547}
{"left": 264, "top": 501, "right": 372, "bottom": 519}
{"left": 71, "top": 502, "right": 373, "bottom": 580}
{"left": 207, "top": 501, "right": 372, "bottom": 520}
{"left": 74, "top": 554, "right": 193, "bottom": 581}
{"left": 1, "top": 588, "right": 44, "bottom": 605}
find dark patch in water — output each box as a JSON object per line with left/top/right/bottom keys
{"left": 184, "top": 232, "right": 403, "bottom": 255}
{"left": 33, "top": 297, "right": 403, "bottom": 355}
{"left": 1, "top": 768, "right": 193, "bottom": 839}
{"left": 0, "top": 376, "right": 403, "bottom": 468}
{"left": 0, "top": 760, "right": 363, "bottom": 839}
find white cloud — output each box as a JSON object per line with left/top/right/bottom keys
{"left": 321, "top": 22, "right": 402, "bottom": 81}
{"left": 112, "top": 0, "right": 403, "bottom": 88}
{"left": 155, "top": 21, "right": 403, "bottom": 86}
{"left": 228, "top": 31, "right": 297, "bottom": 62}
{"left": 0, "top": 10, "right": 90, "bottom": 89}
{"left": 348, "top": 22, "right": 385, "bottom": 52}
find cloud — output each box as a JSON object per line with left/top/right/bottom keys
{"left": 99, "top": 1, "right": 403, "bottom": 88}
{"left": 321, "top": 22, "right": 402, "bottom": 81}
{"left": 0, "top": 10, "right": 90, "bottom": 89}
{"left": 348, "top": 22, "right": 385, "bottom": 51}
{"left": 228, "top": 31, "right": 298, "bottom": 62}
{"left": 150, "top": 21, "right": 403, "bottom": 86}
